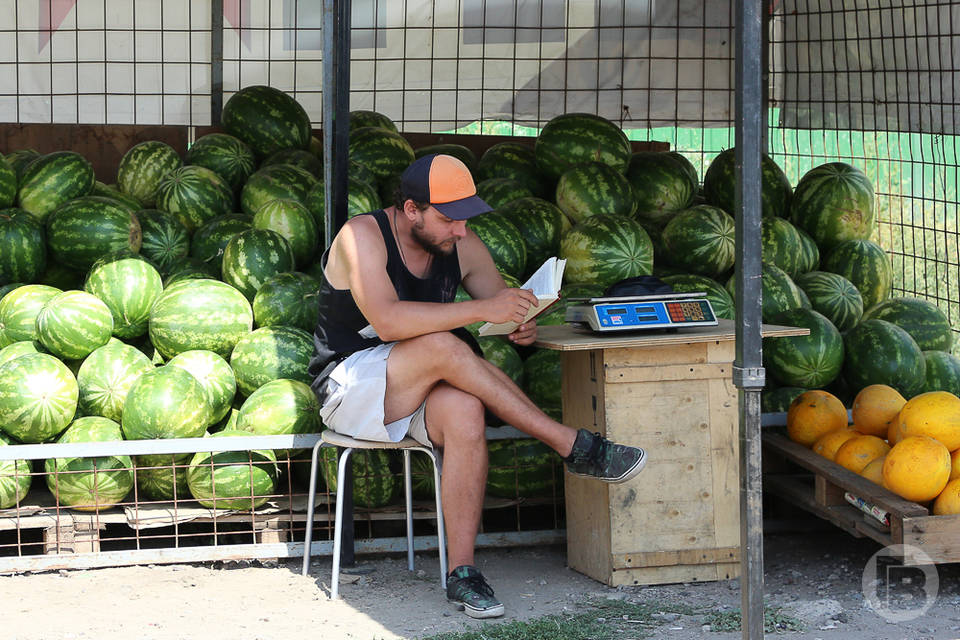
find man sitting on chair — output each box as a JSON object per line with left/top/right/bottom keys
{"left": 309, "top": 154, "right": 647, "bottom": 619}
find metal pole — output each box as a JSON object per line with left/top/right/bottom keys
{"left": 210, "top": 0, "right": 224, "bottom": 125}
{"left": 734, "top": 1, "right": 766, "bottom": 639}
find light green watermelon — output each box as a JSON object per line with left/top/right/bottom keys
{"left": 76, "top": 340, "right": 154, "bottom": 422}
{"left": 229, "top": 326, "right": 314, "bottom": 396}
{"left": 36, "top": 290, "right": 114, "bottom": 360}
{"left": 0, "top": 352, "right": 78, "bottom": 443}
{"left": 84, "top": 254, "right": 164, "bottom": 339}
{"left": 0, "top": 433, "right": 31, "bottom": 508}
{"left": 0, "top": 284, "right": 61, "bottom": 347}
{"left": 187, "top": 430, "right": 279, "bottom": 510}
{"left": 45, "top": 416, "right": 133, "bottom": 511}
{"left": 121, "top": 366, "right": 211, "bottom": 441}
{"left": 235, "top": 379, "right": 322, "bottom": 437}
{"left": 560, "top": 215, "right": 654, "bottom": 288}
{"left": 166, "top": 350, "right": 237, "bottom": 425}
{"left": 252, "top": 198, "right": 319, "bottom": 268}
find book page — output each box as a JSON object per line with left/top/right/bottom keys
{"left": 475, "top": 257, "right": 566, "bottom": 337}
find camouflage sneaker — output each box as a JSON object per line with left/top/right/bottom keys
{"left": 564, "top": 428, "right": 647, "bottom": 483}
{"left": 446, "top": 565, "right": 504, "bottom": 619}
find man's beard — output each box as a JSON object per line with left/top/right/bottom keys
{"left": 411, "top": 218, "right": 455, "bottom": 256}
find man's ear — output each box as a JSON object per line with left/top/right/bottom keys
{"left": 402, "top": 199, "right": 419, "bottom": 219}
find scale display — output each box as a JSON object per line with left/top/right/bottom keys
{"left": 565, "top": 293, "right": 718, "bottom": 333}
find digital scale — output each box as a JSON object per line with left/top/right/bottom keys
{"left": 565, "top": 292, "right": 718, "bottom": 333}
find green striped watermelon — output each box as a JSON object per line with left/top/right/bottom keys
{"left": 36, "top": 290, "right": 114, "bottom": 360}
{"left": 229, "top": 326, "right": 313, "bottom": 396}
{"left": 761, "top": 216, "right": 804, "bottom": 278}
{"left": 89, "top": 181, "right": 144, "bottom": 212}
{"left": 702, "top": 148, "right": 792, "bottom": 218}
{"left": 793, "top": 271, "right": 864, "bottom": 332}
{"left": 0, "top": 433, "right": 31, "bottom": 508}
{"left": 190, "top": 213, "right": 253, "bottom": 276}
{"left": 17, "top": 151, "right": 95, "bottom": 221}
{"left": 185, "top": 133, "right": 257, "bottom": 193}
{"left": 116, "top": 141, "right": 182, "bottom": 208}
{"left": 921, "top": 351, "right": 960, "bottom": 396}
{"left": 38, "top": 261, "right": 83, "bottom": 290}
{"left": 166, "top": 350, "right": 238, "bottom": 425}
{"left": 252, "top": 271, "right": 320, "bottom": 332}
{"left": 861, "top": 296, "right": 954, "bottom": 352}
{"left": 0, "top": 283, "right": 61, "bottom": 346}
{"left": 666, "top": 152, "right": 699, "bottom": 191}
{"left": 3, "top": 149, "right": 40, "bottom": 184}
{"left": 46, "top": 196, "right": 142, "bottom": 271}
{"left": 84, "top": 254, "right": 163, "bottom": 339}
{"left": 236, "top": 379, "right": 322, "bottom": 437}
{"left": 764, "top": 307, "right": 844, "bottom": 388}
{"left": 187, "top": 430, "right": 279, "bottom": 510}
{"left": 349, "top": 110, "right": 398, "bottom": 133}
{"left": 790, "top": 162, "right": 875, "bottom": 252}
{"left": 0, "top": 283, "right": 22, "bottom": 302}
{"left": 134, "top": 209, "right": 190, "bottom": 275}
{"left": 794, "top": 226, "right": 821, "bottom": 275}
{"left": 726, "top": 263, "right": 808, "bottom": 323}
{"left": 532, "top": 282, "right": 605, "bottom": 328}
{"left": 555, "top": 161, "right": 636, "bottom": 224}
{"left": 0, "top": 208, "right": 46, "bottom": 284}
{"left": 496, "top": 197, "right": 564, "bottom": 277}
{"left": 661, "top": 274, "right": 735, "bottom": 320}
{"left": 477, "top": 336, "right": 523, "bottom": 387}
{"left": 135, "top": 454, "right": 190, "bottom": 501}
{"left": 222, "top": 85, "right": 312, "bottom": 158}
{"left": 0, "top": 352, "right": 78, "bottom": 442}
{"left": 76, "top": 340, "right": 154, "bottom": 422}
{"left": 486, "top": 438, "right": 562, "bottom": 499}
{"left": 121, "top": 366, "right": 211, "bottom": 440}
{"left": 475, "top": 142, "right": 551, "bottom": 199}
{"left": 221, "top": 228, "right": 296, "bottom": 301}
{"left": 155, "top": 165, "right": 234, "bottom": 232}
{"left": 148, "top": 279, "right": 253, "bottom": 360}
{"left": 522, "top": 348, "right": 562, "bottom": 421}
{"left": 45, "top": 417, "right": 133, "bottom": 511}
{"left": 261, "top": 148, "right": 322, "bottom": 177}
{"left": 822, "top": 239, "right": 892, "bottom": 309}
{"left": 240, "top": 164, "right": 317, "bottom": 215}
{"left": 467, "top": 212, "right": 528, "bottom": 280}
{"left": 626, "top": 152, "right": 697, "bottom": 222}
{"left": 252, "top": 199, "right": 319, "bottom": 268}
{"left": 560, "top": 215, "right": 654, "bottom": 288}
{"left": 320, "top": 447, "right": 399, "bottom": 508}
{"left": 304, "top": 176, "right": 381, "bottom": 240}
{"left": 0, "top": 340, "right": 43, "bottom": 368}
{"left": 534, "top": 113, "right": 631, "bottom": 181}
{"left": 348, "top": 126, "right": 416, "bottom": 185}
{"left": 761, "top": 386, "right": 808, "bottom": 413}
{"left": 661, "top": 205, "right": 736, "bottom": 279}
{"left": 842, "top": 318, "right": 926, "bottom": 398}
{"left": 476, "top": 178, "right": 533, "bottom": 210}
{"left": 414, "top": 144, "right": 477, "bottom": 172}
{"left": 162, "top": 258, "right": 218, "bottom": 287}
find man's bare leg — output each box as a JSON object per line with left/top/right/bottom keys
{"left": 421, "top": 382, "right": 487, "bottom": 570}
{"left": 384, "top": 332, "right": 576, "bottom": 457}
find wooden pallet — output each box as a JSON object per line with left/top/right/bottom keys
{"left": 763, "top": 431, "right": 960, "bottom": 563}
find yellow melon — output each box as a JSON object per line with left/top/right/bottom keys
{"left": 851, "top": 384, "right": 906, "bottom": 437}
{"left": 951, "top": 449, "right": 960, "bottom": 481}
{"left": 933, "top": 478, "right": 960, "bottom": 515}
{"left": 887, "top": 417, "right": 906, "bottom": 446}
{"left": 812, "top": 428, "right": 858, "bottom": 461}
{"left": 898, "top": 391, "right": 960, "bottom": 451}
{"left": 787, "top": 390, "right": 847, "bottom": 448}
{"left": 882, "top": 436, "right": 951, "bottom": 503}
{"left": 834, "top": 435, "right": 891, "bottom": 474}
{"left": 860, "top": 456, "right": 885, "bottom": 484}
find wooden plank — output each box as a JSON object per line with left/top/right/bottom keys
{"left": 613, "top": 546, "right": 739, "bottom": 570}
{"left": 610, "top": 562, "right": 740, "bottom": 587}
{"left": 605, "top": 362, "right": 730, "bottom": 384}
{"left": 900, "top": 515, "right": 960, "bottom": 563}
{"left": 535, "top": 319, "right": 807, "bottom": 351}
{"left": 815, "top": 475, "right": 847, "bottom": 507}
{"left": 709, "top": 375, "right": 740, "bottom": 550}
{"left": 762, "top": 432, "right": 928, "bottom": 517}
{"left": 603, "top": 342, "right": 708, "bottom": 368}
{"left": 0, "top": 123, "right": 190, "bottom": 182}
{"left": 764, "top": 475, "right": 867, "bottom": 540}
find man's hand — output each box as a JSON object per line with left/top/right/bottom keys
{"left": 485, "top": 287, "right": 540, "bottom": 325}
{"left": 508, "top": 321, "right": 537, "bottom": 346}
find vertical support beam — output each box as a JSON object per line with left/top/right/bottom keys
{"left": 210, "top": 0, "right": 224, "bottom": 126}
{"left": 734, "top": 2, "right": 766, "bottom": 640}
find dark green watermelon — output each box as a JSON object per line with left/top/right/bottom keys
{"left": 790, "top": 162, "right": 875, "bottom": 252}
{"left": 348, "top": 110, "right": 398, "bottom": 133}
{"left": 240, "top": 164, "right": 318, "bottom": 215}
{"left": 185, "top": 133, "right": 257, "bottom": 193}
{"left": 476, "top": 178, "right": 533, "bottom": 210}
{"left": 496, "top": 197, "right": 564, "bottom": 278}
{"left": 116, "top": 141, "right": 182, "bottom": 208}
{"left": 794, "top": 226, "right": 820, "bottom": 275}
{"left": 0, "top": 208, "right": 45, "bottom": 285}
{"left": 534, "top": 113, "right": 631, "bottom": 181}
{"left": 486, "top": 438, "right": 562, "bottom": 499}
{"left": 414, "top": 144, "right": 477, "bottom": 172}
{"left": 477, "top": 336, "right": 523, "bottom": 387}
{"left": 560, "top": 215, "right": 654, "bottom": 288}
{"left": 761, "top": 386, "right": 809, "bottom": 414}
{"left": 555, "top": 161, "right": 636, "bottom": 223}
{"left": 467, "top": 212, "right": 528, "bottom": 280}
{"left": 261, "top": 148, "right": 322, "bottom": 177}
{"left": 46, "top": 196, "right": 142, "bottom": 271}
{"left": 522, "top": 348, "right": 562, "bottom": 421}
{"left": 861, "top": 296, "right": 954, "bottom": 352}
{"left": 18, "top": 151, "right": 96, "bottom": 220}
{"left": 726, "top": 263, "right": 808, "bottom": 323}
{"left": 842, "top": 318, "right": 926, "bottom": 398}
{"left": 348, "top": 126, "right": 415, "bottom": 185}
{"left": 921, "top": 351, "right": 960, "bottom": 396}
{"left": 252, "top": 271, "right": 321, "bottom": 332}
{"left": 155, "top": 165, "right": 235, "bottom": 232}
{"left": 229, "top": 325, "right": 313, "bottom": 396}
{"left": 822, "top": 239, "right": 892, "bottom": 309}
{"left": 221, "top": 228, "right": 296, "bottom": 301}
{"left": 0, "top": 156, "right": 17, "bottom": 209}
{"left": 793, "top": 271, "right": 864, "bottom": 332}
{"left": 135, "top": 209, "right": 191, "bottom": 276}
{"left": 702, "top": 148, "right": 792, "bottom": 218}
{"left": 764, "top": 307, "right": 844, "bottom": 388}
{"left": 661, "top": 274, "right": 735, "bottom": 320}
{"left": 321, "top": 446, "right": 400, "bottom": 508}
{"left": 626, "top": 151, "right": 697, "bottom": 222}
{"left": 222, "top": 85, "right": 312, "bottom": 158}
{"left": 661, "top": 205, "right": 735, "bottom": 279}
{"left": 475, "top": 142, "right": 551, "bottom": 199}
{"left": 251, "top": 199, "right": 318, "bottom": 268}
{"left": 190, "top": 213, "right": 253, "bottom": 276}
{"left": 761, "top": 216, "right": 804, "bottom": 278}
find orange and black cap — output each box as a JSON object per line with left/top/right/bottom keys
{"left": 400, "top": 154, "right": 492, "bottom": 220}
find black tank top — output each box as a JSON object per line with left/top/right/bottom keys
{"left": 308, "top": 209, "right": 466, "bottom": 392}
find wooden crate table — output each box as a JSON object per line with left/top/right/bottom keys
{"left": 535, "top": 319, "right": 806, "bottom": 586}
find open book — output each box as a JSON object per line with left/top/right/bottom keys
{"left": 477, "top": 257, "right": 566, "bottom": 336}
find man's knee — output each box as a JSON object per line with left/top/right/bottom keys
{"left": 405, "top": 331, "right": 476, "bottom": 364}
{"left": 427, "top": 384, "right": 485, "bottom": 442}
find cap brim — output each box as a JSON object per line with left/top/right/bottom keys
{"left": 433, "top": 194, "right": 494, "bottom": 220}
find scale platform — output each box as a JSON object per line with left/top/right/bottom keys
{"left": 565, "top": 292, "right": 718, "bottom": 333}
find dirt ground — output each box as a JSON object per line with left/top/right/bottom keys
{"left": 4, "top": 528, "right": 960, "bottom": 640}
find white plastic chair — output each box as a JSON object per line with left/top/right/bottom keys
{"left": 300, "top": 430, "right": 447, "bottom": 599}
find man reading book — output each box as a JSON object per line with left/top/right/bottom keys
{"left": 308, "top": 153, "right": 647, "bottom": 619}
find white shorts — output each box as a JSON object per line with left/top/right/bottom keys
{"left": 318, "top": 343, "right": 432, "bottom": 448}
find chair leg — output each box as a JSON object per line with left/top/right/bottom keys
{"left": 429, "top": 449, "right": 447, "bottom": 590}
{"left": 403, "top": 449, "right": 414, "bottom": 571}
{"left": 300, "top": 439, "right": 326, "bottom": 577}
{"left": 330, "top": 447, "right": 354, "bottom": 600}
